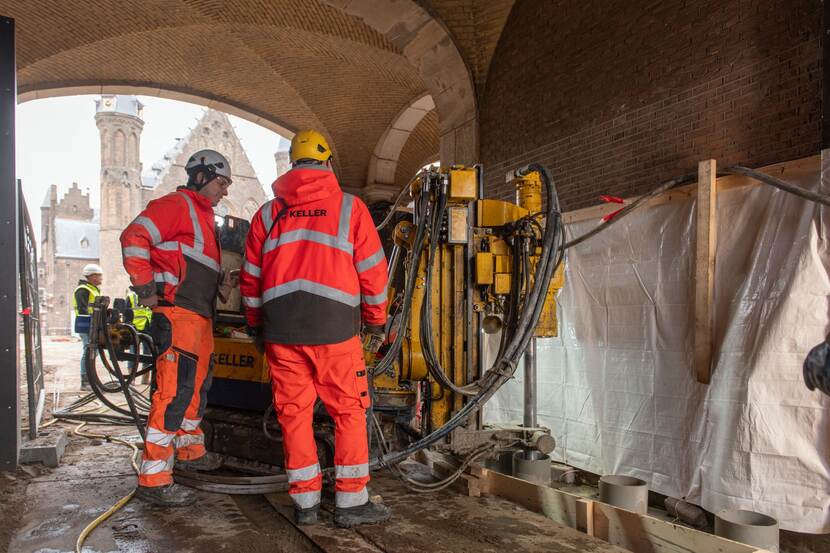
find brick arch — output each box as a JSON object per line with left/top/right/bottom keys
{"left": 365, "top": 93, "right": 435, "bottom": 200}
{"left": 5, "top": 0, "right": 478, "bottom": 192}
{"left": 18, "top": 85, "right": 298, "bottom": 143}
{"left": 322, "top": 0, "right": 478, "bottom": 168}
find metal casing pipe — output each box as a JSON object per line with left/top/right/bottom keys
{"left": 523, "top": 337, "right": 537, "bottom": 428}
{"left": 715, "top": 509, "right": 779, "bottom": 553}
{"left": 599, "top": 475, "right": 648, "bottom": 514}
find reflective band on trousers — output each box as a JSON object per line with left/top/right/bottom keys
{"left": 145, "top": 427, "right": 175, "bottom": 447}
{"left": 335, "top": 463, "right": 369, "bottom": 479}
{"left": 154, "top": 272, "right": 179, "bottom": 285}
{"left": 290, "top": 490, "right": 321, "bottom": 509}
{"left": 263, "top": 279, "right": 360, "bottom": 307}
{"left": 286, "top": 463, "right": 321, "bottom": 483}
{"left": 355, "top": 247, "right": 385, "bottom": 273}
{"left": 123, "top": 246, "right": 150, "bottom": 260}
{"left": 362, "top": 289, "right": 387, "bottom": 305}
{"left": 336, "top": 488, "right": 369, "bottom": 508}
{"left": 174, "top": 433, "right": 205, "bottom": 449}
{"left": 262, "top": 194, "right": 354, "bottom": 255}
{"left": 180, "top": 417, "right": 201, "bottom": 431}
{"left": 243, "top": 260, "right": 261, "bottom": 278}
{"left": 242, "top": 296, "right": 262, "bottom": 308}
{"left": 140, "top": 455, "right": 174, "bottom": 475}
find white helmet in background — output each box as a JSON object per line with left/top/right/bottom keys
{"left": 82, "top": 263, "right": 103, "bottom": 277}
{"left": 185, "top": 149, "right": 232, "bottom": 189}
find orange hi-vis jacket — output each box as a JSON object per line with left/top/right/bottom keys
{"left": 120, "top": 188, "right": 221, "bottom": 317}
{"left": 241, "top": 164, "right": 388, "bottom": 345}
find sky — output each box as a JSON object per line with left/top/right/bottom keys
{"left": 15, "top": 95, "right": 288, "bottom": 242}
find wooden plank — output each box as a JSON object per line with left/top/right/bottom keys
{"left": 355, "top": 471, "right": 629, "bottom": 553}
{"left": 561, "top": 154, "right": 820, "bottom": 224}
{"left": 480, "top": 469, "right": 769, "bottom": 553}
{"left": 592, "top": 501, "right": 770, "bottom": 553}
{"left": 575, "top": 498, "right": 594, "bottom": 536}
{"left": 694, "top": 159, "right": 717, "bottom": 384}
{"left": 263, "top": 493, "right": 385, "bottom": 553}
{"left": 480, "top": 468, "right": 581, "bottom": 528}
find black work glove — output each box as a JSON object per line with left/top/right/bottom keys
{"left": 362, "top": 324, "right": 386, "bottom": 354}
{"left": 804, "top": 335, "right": 830, "bottom": 397}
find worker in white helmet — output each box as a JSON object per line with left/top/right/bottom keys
{"left": 72, "top": 263, "right": 103, "bottom": 390}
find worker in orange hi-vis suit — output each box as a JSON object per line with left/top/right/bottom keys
{"left": 120, "top": 149, "right": 238, "bottom": 507}
{"left": 240, "top": 130, "right": 391, "bottom": 528}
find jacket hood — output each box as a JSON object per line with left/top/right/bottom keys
{"left": 176, "top": 187, "right": 214, "bottom": 210}
{"left": 272, "top": 165, "right": 341, "bottom": 206}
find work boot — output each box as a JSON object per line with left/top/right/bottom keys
{"left": 80, "top": 375, "right": 91, "bottom": 390}
{"left": 334, "top": 500, "right": 392, "bottom": 528}
{"left": 135, "top": 483, "right": 196, "bottom": 507}
{"left": 294, "top": 504, "right": 320, "bottom": 525}
{"left": 176, "top": 452, "right": 223, "bottom": 472}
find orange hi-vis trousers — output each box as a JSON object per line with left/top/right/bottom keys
{"left": 267, "top": 336, "right": 371, "bottom": 510}
{"left": 139, "top": 306, "right": 214, "bottom": 487}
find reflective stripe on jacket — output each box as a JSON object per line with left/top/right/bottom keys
{"left": 120, "top": 188, "right": 221, "bottom": 317}
{"left": 72, "top": 281, "right": 99, "bottom": 316}
{"left": 240, "top": 165, "right": 388, "bottom": 345}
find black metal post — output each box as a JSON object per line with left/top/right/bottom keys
{"left": 0, "top": 15, "right": 19, "bottom": 471}
{"left": 823, "top": 0, "right": 830, "bottom": 149}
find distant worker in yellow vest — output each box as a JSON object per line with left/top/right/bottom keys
{"left": 126, "top": 290, "right": 153, "bottom": 376}
{"left": 72, "top": 263, "right": 103, "bottom": 390}
{"left": 127, "top": 290, "right": 152, "bottom": 331}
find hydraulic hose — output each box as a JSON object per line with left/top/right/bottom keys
{"left": 371, "top": 162, "right": 563, "bottom": 469}
{"left": 371, "top": 186, "right": 432, "bottom": 376}
{"left": 418, "top": 189, "right": 480, "bottom": 396}
{"left": 375, "top": 177, "right": 414, "bottom": 231}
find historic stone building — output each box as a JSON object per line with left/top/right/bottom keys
{"left": 39, "top": 183, "right": 99, "bottom": 335}
{"left": 40, "top": 95, "right": 280, "bottom": 334}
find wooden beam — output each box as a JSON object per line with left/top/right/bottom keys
{"left": 576, "top": 498, "right": 595, "bottom": 536}
{"left": 480, "top": 469, "right": 770, "bottom": 553}
{"left": 694, "top": 159, "right": 717, "bottom": 384}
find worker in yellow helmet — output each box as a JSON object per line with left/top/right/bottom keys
{"left": 241, "top": 129, "right": 390, "bottom": 527}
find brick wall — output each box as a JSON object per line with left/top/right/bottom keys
{"left": 480, "top": 0, "right": 822, "bottom": 210}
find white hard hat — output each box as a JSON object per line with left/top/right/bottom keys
{"left": 185, "top": 149, "right": 232, "bottom": 188}
{"left": 82, "top": 263, "right": 103, "bottom": 276}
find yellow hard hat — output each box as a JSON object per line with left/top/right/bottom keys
{"left": 290, "top": 129, "right": 332, "bottom": 163}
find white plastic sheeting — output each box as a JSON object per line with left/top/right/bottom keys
{"left": 484, "top": 164, "right": 830, "bottom": 533}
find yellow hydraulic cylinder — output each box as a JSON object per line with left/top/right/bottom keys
{"left": 515, "top": 170, "right": 542, "bottom": 214}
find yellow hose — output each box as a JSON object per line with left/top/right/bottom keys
{"left": 73, "top": 422, "right": 141, "bottom": 553}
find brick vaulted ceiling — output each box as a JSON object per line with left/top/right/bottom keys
{"left": 2, "top": 0, "right": 516, "bottom": 192}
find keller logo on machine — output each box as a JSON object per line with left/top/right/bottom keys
{"left": 289, "top": 208, "right": 327, "bottom": 217}
{"left": 215, "top": 352, "right": 256, "bottom": 368}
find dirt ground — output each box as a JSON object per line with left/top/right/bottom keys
{"left": 6, "top": 336, "right": 624, "bottom": 553}
{"left": 5, "top": 337, "right": 828, "bottom": 553}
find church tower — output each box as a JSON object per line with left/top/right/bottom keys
{"left": 95, "top": 95, "right": 145, "bottom": 299}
